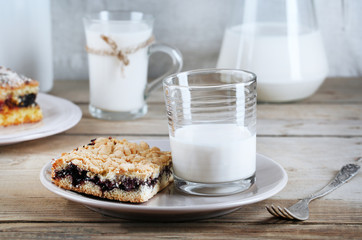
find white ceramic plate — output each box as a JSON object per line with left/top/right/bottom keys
{"left": 40, "top": 139, "right": 288, "bottom": 221}
{"left": 0, "top": 93, "right": 82, "bottom": 145}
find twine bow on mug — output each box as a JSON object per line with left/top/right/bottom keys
{"left": 85, "top": 34, "right": 155, "bottom": 72}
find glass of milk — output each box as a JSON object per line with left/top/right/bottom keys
{"left": 163, "top": 69, "right": 257, "bottom": 196}
{"left": 84, "top": 11, "right": 183, "bottom": 120}
{"left": 217, "top": 0, "right": 328, "bottom": 102}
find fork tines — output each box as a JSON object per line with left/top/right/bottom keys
{"left": 265, "top": 205, "right": 295, "bottom": 220}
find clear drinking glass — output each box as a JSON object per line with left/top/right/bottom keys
{"left": 84, "top": 11, "right": 183, "bottom": 120}
{"left": 163, "top": 69, "right": 257, "bottom": 196}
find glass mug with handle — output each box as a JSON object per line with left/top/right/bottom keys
{"left": 84, "top": 11, "right": 183, "bottom": 120}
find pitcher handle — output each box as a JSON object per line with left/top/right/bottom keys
{"left": 145, "top": 43, "right": 183, "bottom": 98}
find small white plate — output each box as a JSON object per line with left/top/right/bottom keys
{"left": 0, "top": 93, "right": 82, "bottom": 145}
{"left": 40, "top": 139, "right": 288, "bottom": 221}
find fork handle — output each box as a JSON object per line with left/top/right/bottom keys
{"left": 307, "top": 164, "right": 360, "bottom": 201}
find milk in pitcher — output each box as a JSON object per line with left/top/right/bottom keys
{"left": 217, "top": 23, "right": 328, "bottom": 102}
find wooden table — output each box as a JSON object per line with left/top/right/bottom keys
{"left": 1, "top": 78, "right": 362, "bottom": 239}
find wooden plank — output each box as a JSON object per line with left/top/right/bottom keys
{"left": 1, "top": 197, "right": 361, "bottom": 224}
{"left": 76, "top": 102, "right": 362, "bottom": 120}
{"left": 66, "top": 110, "right": 169, "bottom": 136}
{"left": 49, "top": 78, "right": 362, "bottom": 105}
{"left": 63, "top": 103, "right": 362, "bottom": 136}
{"left": 49, "top": 80, "right": 89, "bottom": 104}
{"left": 303, "top": 77, "right": 362, "bottom": 104}
{"left": 0, "top": 222, "right": 361, "bottom": 239}
{"left": 258, "top": 104, "right": 362, "bottom": 120}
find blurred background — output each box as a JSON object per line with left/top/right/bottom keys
{"left": 0, "top": 0, "right": 361, "bottom": 83}
{"left": 52, "top": 0, "right": 361, "bottom": 80}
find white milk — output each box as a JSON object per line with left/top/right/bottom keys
{"left": 86, "top": 23, "right": 152, "bottom": 112}
{"left": 170, "top": 124, "right": 256, "bottom": 183}
{"left": 217, "top": 23, "right": 328, "bottom": 102}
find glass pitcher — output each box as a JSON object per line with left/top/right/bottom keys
{"left": 217, "top": 0, "right": 328, "bottom": 102}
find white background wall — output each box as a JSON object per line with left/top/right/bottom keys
{"left": 51, "top": 0, "right": 362, "bottom": 80}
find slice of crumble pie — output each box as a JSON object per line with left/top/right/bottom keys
{"left": 0, "top": 66, "right": 42, "bottom": 126}
{"left": 51, "top": 137, "right": 173, "bottom": 203}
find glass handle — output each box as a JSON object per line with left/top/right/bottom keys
{"left": 145, "top": 43, "right": 183, "bottom": 98}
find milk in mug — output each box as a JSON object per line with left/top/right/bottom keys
{"left": 170, "top": 124, "right": 256, "bottom": 183}
{"left": 86, "top": 22, "right": 152, "bottom": 112}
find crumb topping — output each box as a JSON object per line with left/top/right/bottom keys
{"left": 0, "top": 66, "right": 36, "bottom": 88}
{"left": 53, "top": 137, "right": 172, "bottom": 179}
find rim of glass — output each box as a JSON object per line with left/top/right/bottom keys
{"left": 84, "top": 10, "right": 154, "bottom": 23}
{"left": 163, "top": 68, "right": 257, "bottom": 88}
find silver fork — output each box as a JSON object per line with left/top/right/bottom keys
{"left": 266, "top": 163, "right": 360, "bottom": 221}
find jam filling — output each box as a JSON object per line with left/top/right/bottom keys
{"left": 53, "top": 163, "right": 172, "bottom": 192}
{"left": 17, "top": 93, "right": 37, "bottom": 107}
{"left": 0, "top": 93, "right": 37, "bottom": 110}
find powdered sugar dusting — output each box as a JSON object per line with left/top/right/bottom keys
{"left": 0, "top": 66, "right": 33, "bottom": 88}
